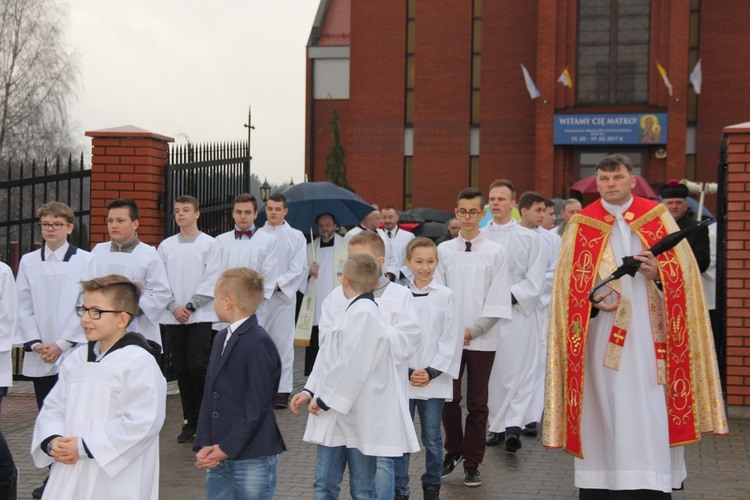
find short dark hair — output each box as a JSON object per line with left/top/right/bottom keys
{"left": 232, "top": 193, "right": 258, "bottom": 212}
{"left": 596, "top": 153, "right": 633, "bottom": 173}
{"left": 81, "top": 274, "right": 142, "bottom": 325}
{"left": 108, "top": 199, "right": 139, "bottom": 221}
{"left": 268, "top": 193, "right": 287, "bottom": 208}
{"left": 544, "top": 198, "right": 554, "bottom": 209}
{"left": 489, "top": 179, "right": 515, "bottom": 199}
{"left": 174, "top": 195, "right": 200, "bottom": 211}
{"left": 457, "top": 187, "right": 485, "bottom": 208}
{"left": 316, "top": 212, "right": 337, "bottom": 226}
{"left": 517, "top": 191, "right": 546, "bottom": 211}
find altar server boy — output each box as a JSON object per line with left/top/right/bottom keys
{"left": 394, "top": 237, "right": 463, "bottom": 500}
{"left": 16, "top": 201, "right": 98, "bottom": 410}
{"left": 31, "top": 275, "right": 167, "bottom": 500}
{"left": 158, "top": 195, "right": 221, "bottom": 443}
{"left": 194, "top": 268, "right": 286, "bottom": 500}
{"left": 257, "top": 193, "right": 308, "bottom": 408}
{"left": 215, "top": 193, "right": 278, "bottom": 323}
{"left": 291, "top": 253, "right": 418, "bottom": 499}
{"left": 91, "top": 199, "right": 171, "bottom": 348}
{"left": 316, "top": 230, "right": 421, "bottom": 499}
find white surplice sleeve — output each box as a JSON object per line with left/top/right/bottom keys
{"left": 15, "top": 256, "right": 41, "bottom": 345}
{"left": 194, "top": 237, "right": 222, "bottom": 299}
{"left": 277, "top": 231, "right": 308, "bottom": 300}
{"left": 138, "top": 251, "right": 173, "bottom": 326}
{"left": 429, "top": 289, "right": 463, "bottom": 378}
{"left": 510, "top": 233, "right": 546, "bottom": 317}
{"left": 0, "top": 264, "right": 18, "bottom": 352}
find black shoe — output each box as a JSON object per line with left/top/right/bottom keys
{"left": 505, "top": 432, "right": 522, "bottom": 452}
{"left": 395, "top": 492, "right": 409, "bottom": 500}
{"left": 441, "top": 452, "right": 462, "bottom": 477}
{"left": 275, "top": 393, "right": 290, "bottom": 409}
{"left": 522, "top": 422, "right": 538, "bottom": 437}
{"left": 463, "top": 467, "right": 481, "bottom": 487}
{"left": 32, "top": 477, "right": 47, "bottom": 499}
{"left": 485, "top": 431, "right": 505, "bottom": 446}
{"left": 423, "top": 483, "right": 440, "bottom": 500}
{"left": 177, "top": 423, "right": 196, "bottom": 443}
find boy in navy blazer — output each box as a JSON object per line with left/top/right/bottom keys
{"left": 194, "top": 267, "right": 286, "bottom": 499}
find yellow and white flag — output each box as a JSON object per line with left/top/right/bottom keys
{"left": 689, "top": 58, "right": 702, "bottom": 94}
{"left": 655, "top": 61, "right": 673, "bottom": 96}
{"left": 521, "top": 64, "right": 541, "bottom": 99}
{"left": 557, "top": 67, "right": 573, "bottom": 88}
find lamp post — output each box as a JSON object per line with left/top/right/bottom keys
{"left": 260, "top": 178, "right": 271, "bottom": 202}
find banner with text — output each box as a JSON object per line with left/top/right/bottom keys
{"left": 553, "top": 113, "right": 668, "bottom": 145}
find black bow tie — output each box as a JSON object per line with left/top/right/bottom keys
{"left": 465, "top": 241, "right": 472, "bottom": 252}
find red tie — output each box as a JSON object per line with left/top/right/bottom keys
{"left": 235, "top": 229, "right": 253, "bottom": 239}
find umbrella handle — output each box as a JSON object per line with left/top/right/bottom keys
{"left": 589, "top": 275, "right": 617, "bottom": 304}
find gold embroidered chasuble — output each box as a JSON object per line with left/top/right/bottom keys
{"left": 543, "top": 196, "right": 727, "bottom": 458}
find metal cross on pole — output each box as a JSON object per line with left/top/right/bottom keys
{"left": 244, "top": 105, "right": 255, "bottom": 192}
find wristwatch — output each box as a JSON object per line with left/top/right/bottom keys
{"left": 185, "top": 303, "right": 196, "bottom": 312}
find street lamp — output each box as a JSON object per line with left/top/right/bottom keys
{"left": 260, "top": 178, "right": 271, "bottom": 202}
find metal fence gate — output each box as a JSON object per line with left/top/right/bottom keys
{"left": 164, "top": 141, "right": 250, "bottom": 238}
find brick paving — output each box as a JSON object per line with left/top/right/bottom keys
{"left": 2, "top": 346, "right": 749, "bottom": 499}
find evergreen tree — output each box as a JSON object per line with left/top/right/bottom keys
{"left": 323, "top": 99, "right": 353, "bottom": 192}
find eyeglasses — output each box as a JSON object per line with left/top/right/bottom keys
{"left": 76, "top": 306, "right": 134, "bottom": 320}
{"left": 37, "top": 222, "right": 67, "bottom": 230}
{"left": 456, "top": 209, "right": 482, "bottom": 218}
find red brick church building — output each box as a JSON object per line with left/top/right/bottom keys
{"left": 304, "top": 0, "right": 750, "bottom": 212}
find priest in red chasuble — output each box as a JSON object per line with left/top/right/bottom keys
{"left": 544, "top": 153, "right": 727, "bottom": 499}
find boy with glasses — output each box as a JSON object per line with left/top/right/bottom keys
{"left": 16, "top": 201, "right": 98, "bottom": 497}
{"left": 436, "top": 188, "right": 512, "bottom": 487}
{"left": 31, "top": 275, "right": 166, "bottom": 499}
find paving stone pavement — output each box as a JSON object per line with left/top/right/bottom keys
{"left": 2, "top": 346, "right": 749, "bottom": 499}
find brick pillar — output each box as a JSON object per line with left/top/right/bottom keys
{"left": 723, "top": 121, "right": 750, "bottom": 410}
{"left": 84, "top": 126, "right": 174, "bottom": 248}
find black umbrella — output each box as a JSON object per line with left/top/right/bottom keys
{"left": 412, "top": 221, "right": 448, "bottom": 241}
{"left": 408, "top": 207, "right": 454, "bottom": 223}
{"left": 397, "top": 211, "right": 425, "bottom": 223}
{"left": 589, "top": 218, "right": 715, "bottom": 303}
{"left": 256, "top": 182, "right": 374, "bottom": 235}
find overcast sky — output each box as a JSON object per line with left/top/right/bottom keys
{"left": 65, "top": 0, "right": 320, "bottom": 185}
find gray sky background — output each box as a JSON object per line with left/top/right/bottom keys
{"left": 66, "top": 0, "right": 320, "bottom": 185}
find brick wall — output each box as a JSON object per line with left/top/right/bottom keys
{"left": 85, "top": 126, "right": 173, "bottom": 248}
{"left": 724, "top": 121, "right": 750, "bottom": 409}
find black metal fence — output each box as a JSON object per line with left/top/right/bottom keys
{"left": 716, "top": 137, "right": 729, "bottom": 389}
{"left": 165, "top": 141, "right": 250, "bottom": 238}
{"left": 0, "top": 154, "right": 90, "bottom": 272}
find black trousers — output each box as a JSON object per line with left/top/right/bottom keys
{"left": 32, "top": 375, "right": 58, "bottom": 411}
{"left": 304, "top": 325, "right": 320, "bottom": 376}
{"left": 166, "top": 322, "right": 212, "bottom": 426}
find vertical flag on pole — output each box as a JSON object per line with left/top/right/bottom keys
{"left": 521, "top": 64, "right": 541, "bottom": 99}
{"left": 689, "top": 58, "right": 703, "bottom": 94}
{"left": 655, "top": 61, "right": 673, "bottom": 96}
{"left": 557, "top": 67, "right": 573, "bottom": 88}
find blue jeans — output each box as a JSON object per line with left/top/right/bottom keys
{"left": 375, "top": 456, "right": 394, "bottom": 499}
{"left": 206, "top": 454, "right": 278, "bottom": 500}
{"left": 314, "top": 445, "right": 377, "bottom": 500}
{"left": 395, "top": 398, "right": 446, "bottom": 496}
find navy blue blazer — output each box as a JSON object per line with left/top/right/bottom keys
{"left": 193, "top": 315, "right": 286, "bottom": 460}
